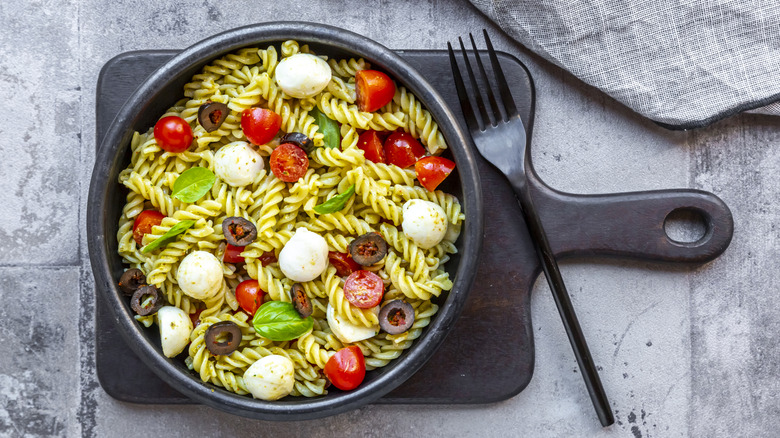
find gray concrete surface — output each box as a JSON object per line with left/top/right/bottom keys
{"left": 0, "top": 0, "right": 776, "bottom": 436}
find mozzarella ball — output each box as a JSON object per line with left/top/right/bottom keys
{"left": 327, "top": 303, "right": 379, "bottom": 344}
{"left": 275, "top": 53, "right": 332, "bottom": 99}
{"left": 401, "top": 199, "right": 448, "bottom": 249}
{"left": 244, "top": 355, "right": 295, "bottom": 401}
{"left": 157, "top": 306, "right": 193, "bottom": 358}
{"left": 214, "top": 141, "right": 264, "bottom": 187}
{"left": 176, "top": 251, "right": 223, "bottom": 300}
{"left": 279, "top": 228, "right": 329, "bottom": 282}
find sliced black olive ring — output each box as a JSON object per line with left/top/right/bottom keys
{"left": 118, "top": 268, "right": 146, "bottom": 296}
{"left": 291, "top": 283, "right": 312, "bottom": 319}
{"left": 280, "top": 132, "right": 314, "bottom": 154}
{"left": 204, "top": 321, "right": 243, "bottom": 356}
{"left": 130, "top": 285, "right": 164, "bottom": 316}
{"left": 197, "top": 101, "right": 229, "bottom": 132}
{"left": 378, "top": 300, "right": 415, "bottom": 335}
{"left": 222, "top": 216, "right": 257, "bottom": 246}
{"left": 348, "top": 232, "right": 388, "bottom": 266}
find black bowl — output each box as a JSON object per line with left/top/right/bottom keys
{"left": 88, "top": 22, "right": 483, "bottom": 420}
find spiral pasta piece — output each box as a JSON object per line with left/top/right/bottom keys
{"left": 258, "top": 44, "right": 279, "bottom": 76}
{"left": 328, "top": 57, "right": 369, "bottom": 78}
{"left": 379, "top": 223, "right": 429, "bottom": 282}
{"left": 297, "top": 330, "right": 336, "bottom": 369}
{"left": 297, "top": 212, "right": 374, "bottom": 235}
{"left": 316, "top": 92, "right": 372, "bottom": 129}
{"left": 249, "top": 173, "right": 286, "bottom": 237}
{"left": 384, "top": 251, "right": 453, "bottom": 300}
{"left": 121, "top": 172, "right": 181, "bottom": 217}
{"left": 248, "top": 260, "right": 293, "bottom": 303}
{"left": 393, "top": 86, "right": 448, "bottom": 155}
{"left": 310, "top": 144, "right": 365, "bottom": 169}
{"left": 363, "top": 161, "right": 417, "bottom": 186}
{"left": 326, "top": 76, "right": 356, "bottom": 103}
{"left": 366, "top": 111, "right": 407, "bottom": 131}
{"left": 346, "top": 167, "right": 403, "bottom": 225}
{"left": 280, "top": 40, "right": 300, "bottom": 58}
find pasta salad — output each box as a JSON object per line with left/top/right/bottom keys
{"left": 115, "top": 40, "right": 464, "bottom": 400}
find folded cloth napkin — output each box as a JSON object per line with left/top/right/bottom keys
{"left": 469, "top": 0, "right": 780, "bottom": 129}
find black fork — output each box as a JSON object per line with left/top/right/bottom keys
{"left": 448, "top": 30, "right": 614, "bottom": 427}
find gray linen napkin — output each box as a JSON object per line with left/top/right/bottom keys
{"left": 468, "top": 0, "right": 780, "bottom": 129}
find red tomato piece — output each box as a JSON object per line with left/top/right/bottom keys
{"left": 343, "top": 270, "right": 384, "bottom": 309}
{"left": 235, "top": 279, "right": 264, "bottom": 316}
{"left": 384, "top": 132, "right": 426, "bottom": 168}
{"left": 328, "top": 251, "right": 361, "bottom": 277}
{"left": 270, "top": 143, "right": 309, "bottom": 182}
{"left": 357, "top": 130, "right": 386, "bottom": 164}
{"left": 259, "top": 250, "right": 278, "bottom": 267}
{"left": 356, "top": 70, "right": 396, "bottom": 113}
{"left": 154, "top": 116, "right": 193, "bottom": 153}
{"left": 324, "top": 346, "right": 366, "bottom": 391}
{"left": 415, "top": 156, "right": 456, "bottom": 192}
{"left": 241, "top": 108, "right": 281, "bottom": 145}
{"left": 132, "top": 210, "right": 165, "bottom": 246}
{"left": 223, "top": 244, "right": 245, "bottom": 264}
{"left": 189, "top": 309, "right": 204, "bottom": 328}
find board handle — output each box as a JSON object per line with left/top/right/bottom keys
{"left": 536, "top": 188, "right": 734, "bottom": 263}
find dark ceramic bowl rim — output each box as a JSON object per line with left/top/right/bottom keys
{"left": 88, "top": 22, "right": 483, "bottom": 420}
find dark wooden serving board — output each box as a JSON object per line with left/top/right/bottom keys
{"left": 94, "top": 50, "right": 733, "bottom": 405}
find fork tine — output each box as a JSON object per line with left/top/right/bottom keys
{"left": 483, "top": 29, "right": 518, "bottom": 119}
{"left": 469, "top": 33, "right": 501, "bottom": 127}
{"left": 447, "top": 42, "right": 480, "bottom": 132}
{"left": 457, "top": 36, "right": 489, "bottom": 131}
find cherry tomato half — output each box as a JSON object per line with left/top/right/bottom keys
{"left": 328, "top": 251, "right": 361, "bottom": 277}
{"left": 154, "top": 116, "right": 193, "bottom": 153}
{"left": 235, "top": 279, "right": 264, "bottom": 316}
{"left": 241, "top": 108, "right": 281, "bottom": 145}
{"left": 356, "top": 70, "right": 396, "bottom": 113}
{"left": 132, "top": 210, "right": 165, "bottom": 246}
{"left": 343, "top": 270, "right": 384, "bottom": 309}
{"left": 259, "top": 250, "right": 278, "bottom": 267}
{"left": 415, "top": 156, "right": 456, "bottom": 192}
{"left": 324, "top": 346, "right": 366, "bottom": 391}
{"left": 223, "top": 244, "right": 245, "bottom": 264}
{"left": 384, "top": 132, "right": 426, "bottom": 168}
{"left": 357, "top": 130, "right": 386, "bottom": 164}
{"left": 270, "top": 143, "right": 309, "bottom": 182}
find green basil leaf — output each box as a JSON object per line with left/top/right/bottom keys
{"left": 311, "top": 107, "right": 340, "bottom": 149}
{"left": 252, "top": 301, "right": 313, "bottom": 341}
{"left": 141, "top": 219, "right": 196, "bottom": 253}
{"left": 172, "top": 167, "right": 216, "bottom": 203}
{"left": 313, "top": 184, "right": 355, "bottom": 214}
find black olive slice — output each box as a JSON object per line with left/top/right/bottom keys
{"left": 378, "top": 300, "right": 415, "bottom": 335}
{"left": 197, "top": 101, "right": 229, "bottom": 132}
{"left": 280, "top": 132, "right": 314, "bottom": 154}
{"left": 291, "top": 283, "right": 312, "bottom": 318}
{"left": 348, "top": 232, "right": 388, "bottom": 266}
{"left": 222, "top": 217, "right": 257, "bottom": 246}
{"left": 118, "top": 268, "right": 146, "bottom": 296}
{"left": 204, "top": 321, "right": 243, "bottom": 355}
{"left": 130, "top": 285, "right": 164, "bottom": 316}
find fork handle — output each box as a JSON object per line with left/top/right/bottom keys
{"left": 511, "top": 179, "right": 615, "bottom": 427}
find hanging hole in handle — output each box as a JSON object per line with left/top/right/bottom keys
{"left": 664, "top": 207, "right": 710, "bottom": 245}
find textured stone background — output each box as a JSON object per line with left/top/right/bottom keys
{"left": 0, "top": 0, "right": 777, "bottom": 437}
